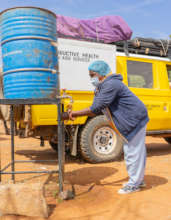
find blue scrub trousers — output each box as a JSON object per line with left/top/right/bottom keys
{"left": 123, "top": 126, "right": 147, "bottom": 187}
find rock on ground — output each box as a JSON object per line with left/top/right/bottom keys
{"left": 0, "top": 183, "right": 48, "bottom": 218}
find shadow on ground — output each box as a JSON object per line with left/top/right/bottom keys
{"left": 98, "top": 174, "right": 168, "bottom": 191}
{"left": 15, "top": 149, "right": 82, "bottom": 165}
{"left": 0, "top": 137, "right": 8, "bottom": 141}
{"left": 146, "top": 142, "right": 171, "bottom": 157}
{"left": 45, "top": 166, "right": 118, "bottom": 186}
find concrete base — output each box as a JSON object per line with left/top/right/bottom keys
{"left": 0, "top": 182, "right": 49, "bottom": 218}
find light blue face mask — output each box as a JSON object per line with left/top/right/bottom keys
{"left": 90, "top": 76, "right": 100, "bottom": 87}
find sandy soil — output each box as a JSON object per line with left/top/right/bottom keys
{"left": 0, "top": 121, "right": 171, "bottom": 220}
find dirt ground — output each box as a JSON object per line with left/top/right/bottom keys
{"left": 0, "top": 121, "right": 171, "bottom": 220}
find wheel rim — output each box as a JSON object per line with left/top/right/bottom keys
{"left": 93, "top": 126, "right": 117, "bottom": 155}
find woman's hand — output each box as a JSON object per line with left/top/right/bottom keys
{"left": 61, "top": 112, "right": 69, "bottom": 120}
{"left": 68, "top": 109, "right": 75, "bottom": 121}
{"left": 62, "top": 108, "right": 94, "bottom": 121}
{"left": 61, "top": 110, "right": 75, "bottom": 121}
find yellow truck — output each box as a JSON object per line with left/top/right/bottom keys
{"left": 7, "top": 38, "right": 171, "bottom": 163}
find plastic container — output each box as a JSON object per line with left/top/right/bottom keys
{"left": 0, "top": 7, "right": 58, "bottom": 98}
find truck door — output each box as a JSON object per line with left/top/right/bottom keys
{"left": 121, "top": 57, "right": 171, "bottom": 131}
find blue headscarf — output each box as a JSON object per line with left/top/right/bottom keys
{"left": 88, "top": 60, "right": 111, "bottom": 76}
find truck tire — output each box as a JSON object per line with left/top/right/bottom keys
{"left": 79, "top": 115, "right": 123, "bottom": 163}
{"left": 49, "top": 141, "right": 58, "bottom": 151}
{"left": 164, "top": 137, "right": 171, "bottom": 144}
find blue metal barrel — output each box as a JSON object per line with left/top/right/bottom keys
{"left": 0, "top": 7, "right": 58, "bottom": 99}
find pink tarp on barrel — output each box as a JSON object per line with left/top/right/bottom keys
{"left": 56, "top": 15, "right": 132, "bottom": 43}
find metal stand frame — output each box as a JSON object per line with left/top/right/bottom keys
{"left": 0, "top": 97, "right": 67, "bottom": 193}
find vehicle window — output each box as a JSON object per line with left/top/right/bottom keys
{"left": 127, "top": 60, "right": 153, "bottom": 88}
{"left": 167, "top": 65, "right": 171, "bottom": 83}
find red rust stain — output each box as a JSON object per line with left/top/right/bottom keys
{"left": 33, "top": 49, "right": 40, "bottom": 55}
{"left": 47, "top": 76, "right": 50, "bottom": 82}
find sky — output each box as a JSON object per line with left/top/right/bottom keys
{"left": 0, "top": 0, "right": 170, "bottom": 66}
{"left": 0, "top": 0, "right": 170, "bottom": 39}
